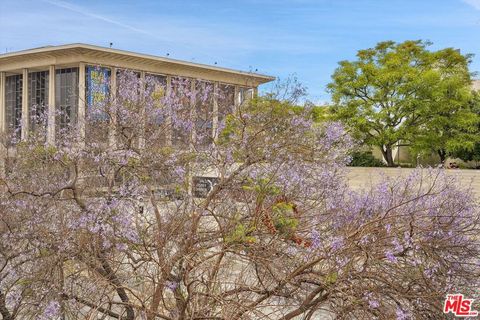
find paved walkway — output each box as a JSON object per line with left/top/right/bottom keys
{"left": 346, "top": 167, "right": 480, "bottom": 196}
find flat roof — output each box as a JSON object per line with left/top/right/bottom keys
{"left": 0, "top": 43, "right": 275, "bottom": 84}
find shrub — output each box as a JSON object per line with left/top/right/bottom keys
{"left": 348, "top": 150, "right": 385, "bottom": 167}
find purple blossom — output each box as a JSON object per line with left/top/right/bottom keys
{"left": 310, "top": 230, "right": 321, "bottom": 249}
{"left": 385, "top": 251, "right": 397, "bottom": 263}
{"left": 392, "top": 238, "right": 403, "bottom": 253}
{"left": 39, "top": 300, "right": 60, "bottom": 320}
{"left": 385, "top": 224, "right": 392, "bottom": 233}
{"left": 331, "top": 237, "right": 344, "bottom": 252}
{"left": 396, "top": 307, "right": 410, "bottom": 320}
{"left": 166, "top": 281, "right": 178, "bottom": 291}
{"left": 369, "top": 300, "right": 380, "bottom": 309}
{"left": 3, "top": 70, "right": 479, "bottom": 320}
{"left": 116, "top": 243, "right": 128, "bottom": 251}
{"left": 174, "top": 166, "right": 186, "bottom": 177}
{"left": 364, "top": 292, "right": 380, "bottom": 309}
{"left": 5, "top": 290, "right": 21, "bottom": 307}
{"left": 291, "top": 116, "right": 312, "bottom": 129}
{"left": 423, "top": 266, "right": 438, "bottom": 279}
{"left": 359, "top": 235, "right": 369, "bottom": 245}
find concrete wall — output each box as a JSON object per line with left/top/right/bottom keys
{"left": 472, "top": 79, "right": 480, "bottom": 91}
{"left": 346, "top": 167, "right": 480, "bottom": 196}
{"left": 370, "top": 145, "right": 479, "bottom": 168}
{"left": 371, "top": 145, "right": 414, "bottom": 165}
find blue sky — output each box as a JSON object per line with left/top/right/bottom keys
{"left": 1, "top": 0, "right": 479, "bottom": 103}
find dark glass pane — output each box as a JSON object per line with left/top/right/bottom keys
{"left": 5, "top": 74, "right": 23, "bottom": 142}
{"left": 217, "top": 84, "right": 235, "bottom": 124}
{"left": 145, "top": 73, "right": 168, "bottom": 148}
{"left": 171, "top": 77, "right": 192, "bottom": 147}
{"left": 55, "top": 68, "right": 79, "bottom": 135}
{"left": 195, "top": 80, "right": 213, "bottom": 146}
{"left": 28, "top": 70, "right": 49, "bottom": 135}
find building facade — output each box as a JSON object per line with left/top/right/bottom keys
{"left": 0, "top": 44, "right": 274, "bottom": 148}
{"left": 473, "top": 79, "right": 480, "bottom": 92}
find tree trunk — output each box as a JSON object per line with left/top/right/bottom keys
{"left": 438, "top": 149, "right": 447, "bottom": 164}
{"left": 381, "top": 145, "right": 395, "bottom": 167}
{"left": 0, "top": 291, "right": 13, "bottom": 320}
{"left": 98, "top": 253, "right": 135, "bottom": 320}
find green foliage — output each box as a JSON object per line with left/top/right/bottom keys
{"left": 242, "top": 177, "right": 281, "bottom": 202}
{"left": 33, "top": 145, "right": 57, "bottom": 158}
{"left": 225, "top": 223, "right": 256, "bottom": 244}
{"left": 452, "top": 143, "right": 480, "bottom": 163}
{"left": 272, "top": 202, "right": 298, "bottom": 236}
{"left": 328, "top": 40, "right": 475, "bottom": 166}
{"left": 218, "top": 113, "right": 237, "bottom": 142}
{"left": 219, "top": 97, "right": 292, "bottom": 139}
{"left": 445, "top": 91, "right": 480, "bottom": 164}
{"left": 324, "top": 272, "right": 338, "bottom": 286}
{"left": 310, "top": 105, "right": 332, "bottom": 122}
{"left": 412, "top": 89, "right": 480, "bottom": 163}
{"left": 348, "top": 151, "right": 385, "bottom": 167}
{"left": 218, "top": 96, "right": 319, "bottom": 167}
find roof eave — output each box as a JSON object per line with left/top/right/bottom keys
{"left": 0, "top": 43, "right": 275, "bottom": 84}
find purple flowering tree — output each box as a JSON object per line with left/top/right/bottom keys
{"left": 0, "top": 71, "right": 478, "bottom": 319}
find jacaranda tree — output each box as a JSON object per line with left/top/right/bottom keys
{"left": 328, "top": 40, "right": 475, "bottom": 166}
{"left": 0, "top": 71, "right": 478, "bottom": 319}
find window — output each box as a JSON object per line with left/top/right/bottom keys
{"left": 238, "top": 87, "right": 254, "bottom": 105}
{"left": 5, "top": 75, "right": 22, "bottom": 141}
{"left": 28, "top": 71, "right": 49, "bottom": 134}
{"left": 171, "top": 77, "right": 192, "bottom": 147}
{"left": 145, "top": 74, "right": 168, "bottom": 148}
{"left": 55, "top": 68, "right": 79, "bottom": 132}
{"left": 86, "top": 66, "right": 111, "bottom": 114}
{"left": 195, "top": 80, "right": 214, "bottom": 145}
{"left": 217, "top": 84, "right": 235, "bottom": 124}
{"left": 116, "top": 69, "right": 141, "bottom": 97}
{"left": 145, "top": 73, "right": 167, "bottom": 97}
{"left": 85, "top": 66, "right": 111, "bottom": 142}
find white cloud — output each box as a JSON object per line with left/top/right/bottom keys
{"left": 41, "top": 0, "right": 155, "bottom": 37}
{"left": 38, "top": 0, "right": 329, "bottom": 59}
{"left": 463, "top": 0, "right": 480, "bottom": 10}
{"left": 37, "top": 0, "right": 248, "bottom": 63}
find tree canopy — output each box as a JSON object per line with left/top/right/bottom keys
{"left": 448, "top": 91, "right": 480, "bottom": 165}
{"left": 0, "top": 71, "right": 478, "bottom": 319}
{"left": 328, "top": 40, "right": 475, "bottom": 166}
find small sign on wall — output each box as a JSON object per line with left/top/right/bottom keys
{"left": 193, "top": 176, "right": 219, "bottom": 198}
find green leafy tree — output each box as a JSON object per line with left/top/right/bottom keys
{"left": 328, "top": 40, "right": 473, "bottom": 166}
{"left": 449, "top": 91, "right": 480, "bottom": 165}
{"left": 310, "top": 105, "right": 333, "bottom": 122}
{"left": 452, "top": 143, "right": 480, "bottom": 167}
{"left": 412, "top": 86, "right": 480, "bottom": 164}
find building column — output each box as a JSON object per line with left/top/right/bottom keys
{"left": 212, "top": 82, "right": 219, "bottom": 142}
{"left": 0, "top": 72, "right": 5, "bottom": 178}
{"left": 0, "top": 72, "right": 5, "bottom": 134}
{"left": 187, "top": 79, "right": 196, "bottom": 198}
{"left": 234, "top": 86, "right": 240, "bottom": 112}
{"left": 21, "top": 68, "right": 28, "bottom": 140}
{"left": 109, "top": 67, "right": 117, "bottom": 149}
{"left": 165, "top": 76, "right": 172, "bottom": 146}
{"left": 47, "top": 65, "right": 56, "bottom": 145}
{"left": 190, "top": 80, "right": 196, "bottom": 146}
{"left": 139, "top": 71, "right": 146, "bottom": 151}
{"left": 78, "top": 63, "right": 86, "bottom": 147}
